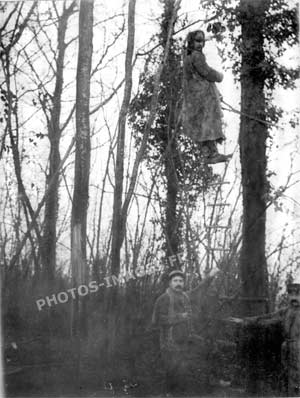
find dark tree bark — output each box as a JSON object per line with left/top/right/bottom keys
{"left": 119, "top": 0, "right": 181, "bottom": 261}
{"left": 42, "top": 2, "right": 75, "bottom": 285}
{"left": 105, "top": 0, "right": 136, "bottom": 378}
{"left": 110, "top": 0, "right": 136, "bottom": 276}
{"left": 71, "top": 0, "right": 94, "bottom": 338}
{"left": 238, "top": 0, "right": 270, "bottom": 393}
{"left": 165, "top": 137, "right": 179, "bottom": 258}
{"left": 161, "top": 0, "right": 181, "bottom": 260}
{"left": 239, "top": 0, "right": 270, "bottom": 316}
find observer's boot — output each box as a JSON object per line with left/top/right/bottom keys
{"left": 201, "top": 140, "right": 232, "bottom": 164}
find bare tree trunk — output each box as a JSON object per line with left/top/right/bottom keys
{"left": 9, "top": 137, "right": 75, "bottom": 270}
{"left": 105, "top": 0, "right": 136, "bottom": 377}
{"left": 42, "top": 1, "right": 75, "bottom": 285}
{"left": 119, "top": 0, "right": 182, "bottom": 253}
{"left": 161, "top": 0, "right": 181, "bottom": 259}
{"left": 71, "top": 0, "right": 93, "bottom": 339}
{"left": 110, "top": 0, "right": 136, "bottom": 276}
{"left": 239, "top": 0, "right": 270, "bottom": 393}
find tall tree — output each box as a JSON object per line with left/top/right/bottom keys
{"left": 71, "top": 0, "right": 94, "bottom": 338}
{"left": 238, "top": 2, "right": 270, "bottom": 391}
{"left": 128, "top": 1, "right": 216, "bottom": 265}
{"left": 41, "top": 1, "right": 75, "bottom": 286}
{"left": 236, "top": 0, "right": 297, "bottom": 392}
{"left": 111, "top": 0, "right": 182, "bottom": 274}
{"left": 105, "top": 0, "right": 136, "bottom": 372}
{"left": 239, "top": 0, "right": 270, "bottom": 317}
{"left": 201, "top": 0, "right": 298, "bottom": 314}
{"left": 197, "top": 0, "right": 298, "bottom": 392}
{"left": 110, "top": 0, "right": 136, "bottom": 276}
{"left": 160, "top": 0, "right": 181, "bottom": 259}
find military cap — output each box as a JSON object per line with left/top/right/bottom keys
{"left": 168, "top": 270, "right": 185, "bottom": 280}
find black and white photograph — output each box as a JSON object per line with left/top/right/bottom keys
{"left": 0, "top": 0, "right": 299, "bottom": 396}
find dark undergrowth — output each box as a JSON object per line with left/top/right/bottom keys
{"left": 2, "top": 274, "right": 285, "bottom": 397}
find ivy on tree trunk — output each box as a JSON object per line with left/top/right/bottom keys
{"left": 239, "top": 0, "right": 270, "bottom": 393}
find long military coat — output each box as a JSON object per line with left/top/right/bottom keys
{"left": 152, "top": 288, "right": 192, "bottom": 352}
{"left": 152, "top": 276, "right": 215, "bottom": 352}
{"left": 182, "top": 49, "right": 225, "bottom": 143}
{"left": 249, "top": 306, "right": 300, "bottom": 396}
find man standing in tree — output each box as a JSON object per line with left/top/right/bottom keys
{"left": 182, "top": 30, "right": 231, "bottom": 164}
{"left": 152, "top": 269, "right": 218, "bottom": 396}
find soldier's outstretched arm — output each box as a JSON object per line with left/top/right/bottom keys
{"left": 225, "top": 307, "right": 287, "bottom": 326}
{"left": 244, "top": 307, "right": 286, "bottom": 324}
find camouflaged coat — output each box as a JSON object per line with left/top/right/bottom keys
{"left": 182, "top": 49, "right": 225, "bottom": 143}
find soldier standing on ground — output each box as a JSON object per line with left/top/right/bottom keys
{"left": 152, "top": 269, "right": 218, "bottom": 396}
{"left": 241, "top": 281, "right": 300, "bottom": 396}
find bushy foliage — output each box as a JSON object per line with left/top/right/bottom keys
{"left": 202, "top": 0, "right": 299, "bottom": 94}
{"left": 130, "top": 49, "right": 215, "bottom": 185}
